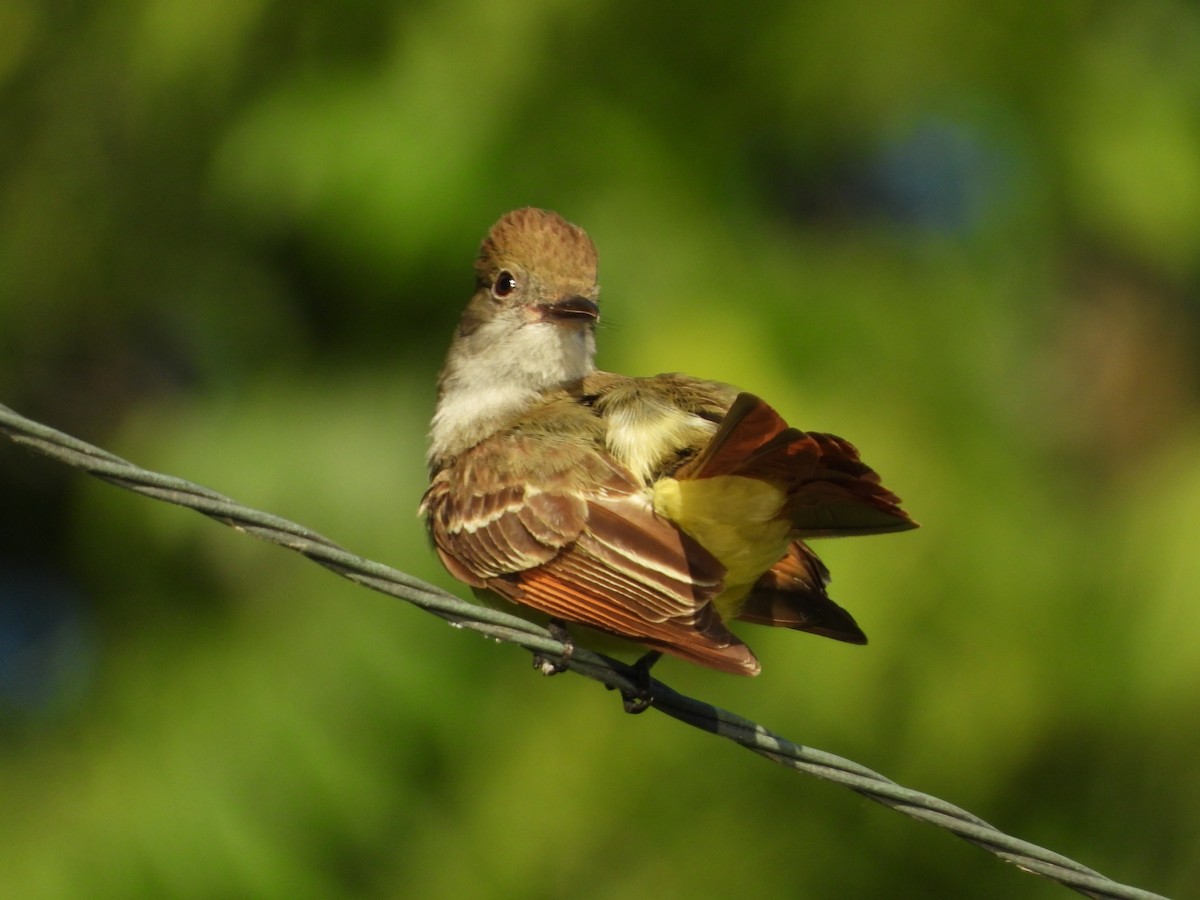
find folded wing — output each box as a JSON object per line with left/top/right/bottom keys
{"left": 422, "top": 436, "right": 761, "bottom": 675}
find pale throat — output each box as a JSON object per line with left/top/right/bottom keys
{"left": 429, "top": 320, "right": 595, "bottom": 464}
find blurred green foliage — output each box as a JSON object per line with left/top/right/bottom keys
{"left": 2, "top": 0, "right": 1199, "bottom": 897}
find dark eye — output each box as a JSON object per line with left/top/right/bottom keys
{"left": 492, "top": 270, "right": 517, "bottom": 299}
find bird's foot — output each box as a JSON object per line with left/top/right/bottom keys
{"left": 532, "top": 619, "right": 575, "bottom": 676}
{"left": 616, "top": 651, "right": 662, "bottom": 714}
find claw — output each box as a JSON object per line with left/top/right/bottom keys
{"left": 617, "top": 651, "right": 662, "bottom": 714}
{"left": 532, "top": 619, "right": 575, "bottom": 676}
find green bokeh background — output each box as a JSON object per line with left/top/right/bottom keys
{"left": 2, "top": 1, "right": 1199, "bottom": 897}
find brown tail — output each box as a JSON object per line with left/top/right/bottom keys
{"left": 735, "top": 541, "right": 867, "bottom": 644}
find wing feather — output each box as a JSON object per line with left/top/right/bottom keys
{"left": 677, "top": 393, "right": 916, "bottom": 537}
{"left": 421, "top": 424, "right": 760, "bottom": 674}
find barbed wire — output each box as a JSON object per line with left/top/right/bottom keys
{"left": 0, "top": 401, "right": 1169, "bottom": 900}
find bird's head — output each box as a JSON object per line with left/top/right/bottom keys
{"left": 458, "top": 206, "right": 600, "bottom": 370}
{"left": 429, "top": 208, "right": 602, "bottom": 465}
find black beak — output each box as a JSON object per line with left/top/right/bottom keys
{"left": 542, "top": 295, "right": 600, "bottom": 322}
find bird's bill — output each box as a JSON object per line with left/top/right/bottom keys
{"left": 539, "top": 295, "right": 600, "bottom": 322}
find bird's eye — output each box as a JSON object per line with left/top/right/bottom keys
{"left": 492, "top": 270, "right": 517, "bottom": 299}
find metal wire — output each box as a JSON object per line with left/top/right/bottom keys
{"left": 0, "top": 402, "right": 1169, "bottom": 900}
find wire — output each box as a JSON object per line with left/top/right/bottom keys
{"left": 0, "top": 402, "right": 1169, "bottom": 900}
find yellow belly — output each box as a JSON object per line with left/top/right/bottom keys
{"left": 652, "top": 475, "right": 792, "bottom": 619}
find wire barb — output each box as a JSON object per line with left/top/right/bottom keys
{"left": 0, "top": 402, "right": 1168, "bottom": 900}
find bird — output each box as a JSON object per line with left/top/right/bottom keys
{"left": 420, "top": 207, "right": 916, "bottom": 675}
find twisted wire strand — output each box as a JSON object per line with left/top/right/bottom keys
{"left": 0, "top": 403, "right": 1168, "bottom": 900}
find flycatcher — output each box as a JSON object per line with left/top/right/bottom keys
{"left": 421, "top": 207, "right": 916, "bottom": 675}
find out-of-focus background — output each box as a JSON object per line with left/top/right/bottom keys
{"left": 2, "top": 2, "right": 1198, "bottom": 897}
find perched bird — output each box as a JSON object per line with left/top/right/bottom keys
{"left": 420, "top": 207, "right": 916, "bottom": 675}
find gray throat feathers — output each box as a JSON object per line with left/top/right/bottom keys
{"left": 428, "top": 319, "right": 596, "bottom": 467}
